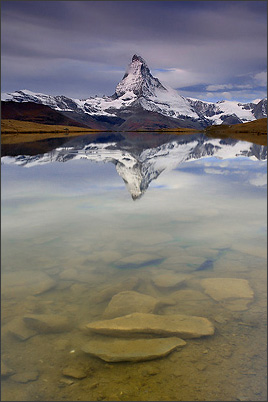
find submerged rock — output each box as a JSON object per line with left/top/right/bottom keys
{"left": 114, "top": 253, "right": 164, "bottom": 269}
{"left": 2, "top": 270, "right": 56, "bottom": 299}
{"left": 140, "top": 366, "right": 160, "bottom": 376}
{"left": 169, "top": 289, "right": 210, "bottom": 302}
{"left": 201, "top": 278, "right": 254, "bottom": 310}
{"left": 23, "top": 314, "right": 72, "bottom": 333}
{"left": 94, "top": 277, "right": 140, "bottom": 304}
{"left": 195, "top": 259, "right": 214, "bottom": 272}
{"left": 82, "top": 337, "right": 186, "bottom": 362}
{"left": 201, "top": 278, "right": 254, "bottom": 300}
{"left": 232, "top": 242, "right": 267, "bottom": 259}
{"left": 221, "top": 299, "right": 253, "bottom": 312}
{"left": 59, "top": 268, "right": 102, "bottom": 285}
{"left": 103, "top": 290, "right": 169, "bottom": 318}
{"left": 164, "top": 253, "right": 206, "bottom": 269}
{"left": 62, "top": 367, "right": 87, "bottom": 379}
{"left": 86, "top": 312, "right": 214, "bottom": 339}
{"left": 160, "top": 289, "right": 214, "bottom": 316}
{"left": 1, "top": 361, "right": 15, "bottom": 378}
{"left": 152, "top": 273, "right": 191, "bottom": 289}
{"left": 2, "top": 317, "right": 37, "bottom": 341}
{"left": 11, "top": 371, "right": 39, "bottom": 383}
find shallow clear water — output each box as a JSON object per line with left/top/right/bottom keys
{"left": 1, "top": 132, "right": 267, "bottom": 401}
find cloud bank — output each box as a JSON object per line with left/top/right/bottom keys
{"left": 1, "top": 1, "right": 267, "bottom": 102}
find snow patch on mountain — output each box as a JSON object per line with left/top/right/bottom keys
{"left": 252, "top": 98, "right": 262, "bottom": 104}
{"left": 206, "top": 100, "right": 255, "bottom": 124}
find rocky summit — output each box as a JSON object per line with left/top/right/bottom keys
{"left": 115, "top": 54, "right": 166, "bottom": 98}
{"left": 2, "top": 55, "right": 267, "bottom": 130}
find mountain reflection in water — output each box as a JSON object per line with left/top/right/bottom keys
{"left": 2, "top": 132, "right": 267, "bottom": 200}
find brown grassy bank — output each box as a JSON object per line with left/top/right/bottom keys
{"left": 205, "top": 118, "right": 267, "bottom": 146}
{"left": 1, "top": 118, "right": 267, "bottom": 146}
{"left": 0, "top": 120, "right": 202, "bottom": 145}
{"left": 1, "top": 119, "right": 103, "bottom": 144}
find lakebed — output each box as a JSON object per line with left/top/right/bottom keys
{"left": 1, "top": 131, "right": 267, "bottom": 401}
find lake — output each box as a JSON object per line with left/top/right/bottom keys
{"left": 1, "top": 132, "right": 267, "bottom": 401}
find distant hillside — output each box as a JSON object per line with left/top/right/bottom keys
{"left": 205, "top": 118, "right": 267, "bottom": 146}
{"left": 1, "top": 101, "right": 104, "bottom": 129}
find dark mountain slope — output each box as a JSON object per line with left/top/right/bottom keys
{"left": 1, "top": 101, "right": 103, "bottom": 129}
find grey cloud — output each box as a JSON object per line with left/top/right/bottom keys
{"left": 1, "top": 1, "right": 267, "bottom": 101}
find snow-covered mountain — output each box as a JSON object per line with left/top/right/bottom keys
{"left": 2, "top": 55, "right": 267, "bottom": 130}
{"left": 2, "top": 133, "right": 266, "bottom": 200}
{"left": 187, "top": 97, "right": 267, "bottom": 125}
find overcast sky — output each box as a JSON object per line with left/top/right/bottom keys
{"left": 1, "top": 1, "right": 267, "bottom": 102}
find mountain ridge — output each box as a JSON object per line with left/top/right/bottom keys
{"left": 2, "top": 55, "right": 267, "bottom": 130}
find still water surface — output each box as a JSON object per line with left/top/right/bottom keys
{"left": 1, "top": 132, "right": 267, "bottom": 401}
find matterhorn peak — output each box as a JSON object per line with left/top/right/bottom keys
{"left": 131, "top": 54, "right": 147, "bottom": 65}
{"left": 3, "top": 53, "right": 266, "bottom": 128}
{"left": 115, "top": 54, "right": 166, "bottom": 98}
